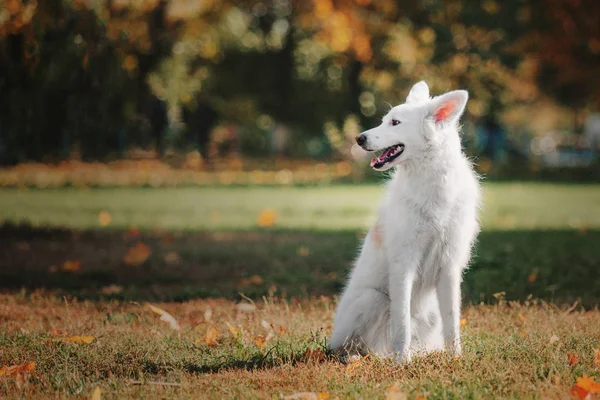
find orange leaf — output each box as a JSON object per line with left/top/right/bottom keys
{"left": 68, "top": 336, "right": 95, "bottom": 344}
{"left": 253, "top": 335, "right": 267, "bottom": 349}
{"left": 98, "top": 211, "right": 111, "bottom": 227}
{"left": 123, "top": 242, "right": 151, "bottom": 266}
{"left": 568, "top": 352, "right": 578, "bottom": 366}
{"left": 570, "top": 384, "right": 589, "bottom": 399}
{"left": 460, "top": 318, "right": 467, "bottom": 328}
{"left": 257, "top": 209, "right": 277, "bottom": 227}
{"left": 527, "top": 269, "right": 538, "bottom": 283}
{"left": 576, "top": 375, "right": 600, "bottom": 393}
{"left": 0, "top": 362, "right": 35, "bottom": 377}
{"left": 205, "top": 326, "right": 221, "bottom": 346}
{"left": 60, "top": 260, "right": 82, "bottom": 272}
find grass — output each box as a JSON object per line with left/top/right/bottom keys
{"left": 1, "top": 182, "right": 600, "bottom": 230}
{"left": 1, "top": 182, "right": 599, "bottom": 398}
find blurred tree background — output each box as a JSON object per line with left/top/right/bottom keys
{"left": 0, "top": 0, "right": 599, "bottom": 181}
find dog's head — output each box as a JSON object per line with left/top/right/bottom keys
{"left": 356, "top": 81, "right": 468, "bottom": 171}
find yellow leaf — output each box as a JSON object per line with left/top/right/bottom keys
{"left": 68, "top": 336, "right": 95, "bottom": 344}
{"left": 225, "top": 321, "right": 239, "bottom": 337}
{"left": 163, "top": 251, "right": 181, "bottom": 264}
{"left": 124, "top": 242, "right": 151, "bottom": 266}
{"left": 100, "top": 284, "right": 123, "bottom": 295}
{"left": 297, "top": 246, "right": 310, "bottom": 256}
{"left": 90, "top": 386, "right": 102, "bottom": 400}
{"left": 147, "top": 304, "right": 180, "bottom": 331}
{"left": 98, "top": 211, "right": 111, "bottom": 227}
{"left": 460, "top": 318, "right": 467, "bottom": 328}
{"left": 205, "top": 326, "right": 221, "bottom": 346}
{"left": 257, "top": 209, "right": 277, "bottom": 227}
{"left": 385, "top": 382, "right": 407, "bottom": 400}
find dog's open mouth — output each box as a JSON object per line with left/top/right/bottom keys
{"left": 370, "top": 144, "right": 405, "bottom": 169}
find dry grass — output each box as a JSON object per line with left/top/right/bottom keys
{"left": 1, "top": 293, "right": 599, "bottom": 399}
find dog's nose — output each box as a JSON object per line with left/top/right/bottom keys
{"left": 355, "top": 134, "right": 367, "bottom": 146}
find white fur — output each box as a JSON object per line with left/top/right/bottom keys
{"left": 330, "top": 81, "right": 481, "bottom": 363}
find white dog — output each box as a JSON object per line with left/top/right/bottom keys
{"left": 330, "top": 81, "right": 481, "bottom": 362}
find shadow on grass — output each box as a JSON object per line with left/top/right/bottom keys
{"left": 0, "top": 223, "right": 599, "bottom": 306}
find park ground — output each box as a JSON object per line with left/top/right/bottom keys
{"left": 1, "top": 182, "right": 600, "bottom": 399}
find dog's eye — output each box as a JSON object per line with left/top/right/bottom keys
{"left": 391, "top": 119, "right": 401, "bottom": 126}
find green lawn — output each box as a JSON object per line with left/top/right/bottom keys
{"left": 1, "top": 182, "right": 600, "bottom": 230}
{"left": 1, "top": 183, "right": 599, "bottom": 305}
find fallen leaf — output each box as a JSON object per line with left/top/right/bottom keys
{"left": 124, "top": 242, "right": 151, "bottom": 266}
{"left": 568, "top": 352, "right": 578, "bottom": 366}
{"left": 297, "top": 246, "right": 310, "bottom": 256}
{"left": 0, "top": 362, "right": 35, "bottom": 377}
{"left": 283, "top": 393, "right": 329, "bottom": 400}
{"left": 518, "top": 313, "right": 526, "bottom": 322}
{"left": 571, "top": 375, "right": 600, "bottom": 399}
{"left": 147, "top": 304, "right": 180, "bottom": 331}
{"left": 261, "top": 320, "right": 273, "bottom": 331}
{"left": 90, "top": 386, "right": 102, "bottom": 400}
{"left": 204, "top": 308, "right": 212, "bottom": 322}
{"left": 61, "top": 260, "right": 82, "bottom": 272}
{"left": 460, "top": 318, "right": 467, "bottom": 328}
{"left": 68, "top": 336, "right": 96, "bottom": 344}
{"left": 205, "top": 326, "right": 221, "bottom": 346}
{"left": 576, "top": 375, "right": 600, "bottom": 393}
{"left": 163, "top": 251, "right": 181, "bottom": 264}
{"left": 236, "top": 302, "right": 257, "bottom": 313}
{"left": 414, "top": 397, "right": 426, "bottom": 400}
{"left": 161, "top": 234, "right": 173, "bottom": 244}
{"left": 100, "top": 284, "right": 123, "bottom": 295}
{"left": 237, "top": 275, "right": 264, "bottom": 287}
{"left": 257, "top": 209, "right": 277, "bottom": 227}
{"left": 225, "top": 321, "right": 240, "bottom": 337}
{"left": 98, "top": 211, "right": 111, "bottom": 227}
{"left": 303, "top": 347, "right": 326, "bottom": 363}
{"left": 385, "top": 382, "right": 407, "bottom": 400}
{"left": 279, "top": 326, "right": 288, "bottom": 335}
{"left": 549, "top": 334, "right": 559, "bottom": 344}
{"left": 253, "top": 332, "right": 274, "bottom": 349}
{"left": 527, "top": 268, "right": 538, "bottom": 283}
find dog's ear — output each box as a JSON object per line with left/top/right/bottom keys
{"left": 406, "top": 81, "right": 430, "bottom": 104}
{"left": 427, "top": 90, "right": 468, "bottom": 125}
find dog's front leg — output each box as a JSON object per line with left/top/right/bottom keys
{"left": 389, "top": 267, "right": 414, "bottom": 363}
{"left": 436, "top": 268, "right": 462, "bottom": 356}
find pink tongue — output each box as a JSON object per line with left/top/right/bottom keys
{"left": 370, "top": 147, "right": 393, "bottom": 167}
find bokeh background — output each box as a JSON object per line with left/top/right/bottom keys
{"left": 0, "top": 0, "right": 599, "bottom": 306}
